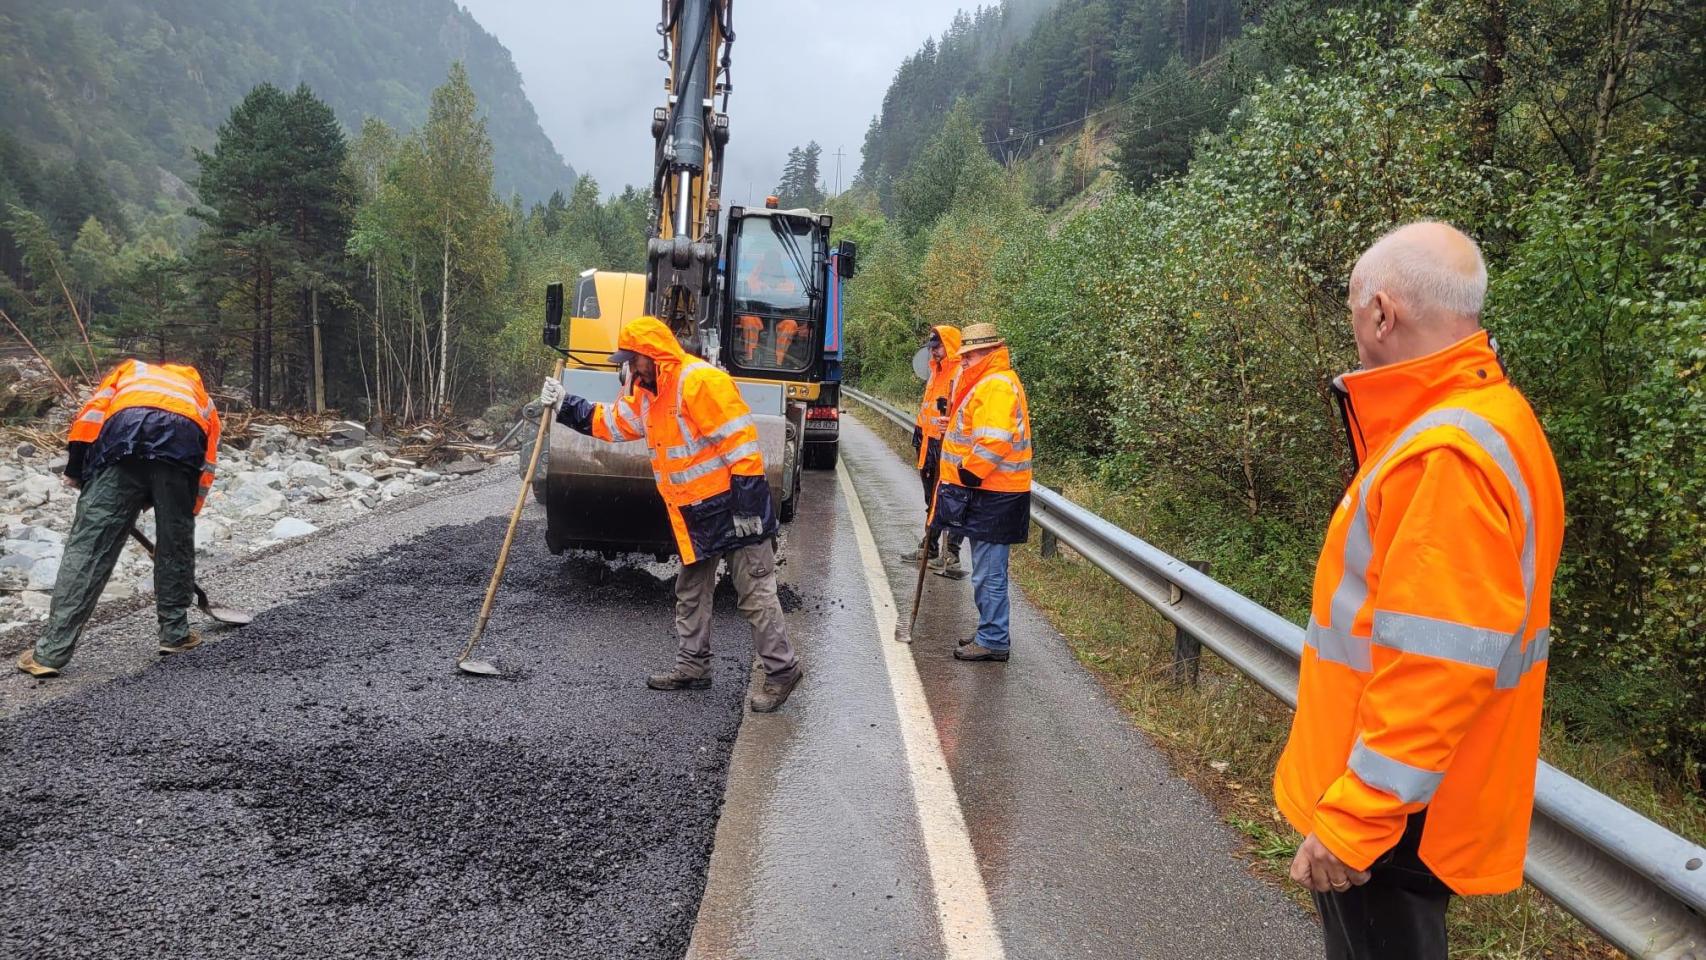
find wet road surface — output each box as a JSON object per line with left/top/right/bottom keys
{"left": 3, "top": 414, "right": 1319, "bottom": 959}
{"left": 690, "top": 414, "right": 1317, "bottom": 959}
{"left": 1, "top": 512, "right": 755, "bottom": 959}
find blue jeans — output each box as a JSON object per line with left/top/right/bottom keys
{"left": 968, "top": 539, "right": 1011, "bottom": 651}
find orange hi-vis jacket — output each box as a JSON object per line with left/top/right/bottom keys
{"left": 588, "top": 318, "right": 772, "bottom": 565}
{"left": 70, "top": 360, "right": 222, "bottom": 514}
{"left": 939, "top": 345, "right": 1033, "bottom": 494}
{"left": 1274, "top": 331, "right": 1565, "bottom": 895}
{"left": 914, "top": 325, "right": 962, "bottom": 469}
{"left": 738, "top": 314, "right": 764, "bottom": 363}
{"left": 773, "top": 317, "right": 800, "bottom": 366}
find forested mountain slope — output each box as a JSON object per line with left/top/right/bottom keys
{"left": 0, "top": 0, "right": 575, "bottom": 213}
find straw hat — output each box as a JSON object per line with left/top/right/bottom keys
{"left": 959, "top": 322, "right": 1005, "bottom": 351}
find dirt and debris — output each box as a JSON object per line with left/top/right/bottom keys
{"left": 1, "top": 401, "right": 526, "bottom": 633}
{"left": 0, "top": 515, "right": 750, "bottom": 959}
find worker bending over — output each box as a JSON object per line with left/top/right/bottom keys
{"left": 933, "top": 322, "right": 1033, "bottom": 662}
{"left": 540, "top": 316, "right": 803, "bottom": 713}
{"left": 17, "top": 360, "right": 221, "bottom": 678}
{"left": 1274, "top": 222, "right": 1564, "bottom": 959}
{"left": 903, "top": 325, "right": 965, "bottom": 579}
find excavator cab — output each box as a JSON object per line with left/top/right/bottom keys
{"left": 722, "top": 206, "right": 831, "bottom": 384}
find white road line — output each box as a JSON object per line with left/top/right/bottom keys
{"left": 836, "top": 460, "right": 1007, "bottom": 960}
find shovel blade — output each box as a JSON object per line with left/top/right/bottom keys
{"left": 457, "top": 658, "right": 502, "bottom": 677}
{"left": 203, "top": 605, "right": 254, "bottom": 626}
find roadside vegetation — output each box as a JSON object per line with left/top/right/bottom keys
{"left": 843, "top": 1, "right": 1703, "bottom": 954}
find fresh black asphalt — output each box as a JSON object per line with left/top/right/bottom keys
{"left": 1, "top": 515, "right": 758, "bottom": 960}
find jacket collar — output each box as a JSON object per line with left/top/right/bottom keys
{"left": 954, "top": 345, "right": 1012, "bottom": 406}
{"left": 1333, "top": 330, "right": 1505, "bottom": 463}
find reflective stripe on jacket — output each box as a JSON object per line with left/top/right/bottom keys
{"left": 69, "top": 360, "right": 222, "bottom": 515}
{"left": 915, "top": 325, "right": 962, "bottom": 469}
{"left": 588, "top": 317, "right": 774, "bottom": 564}
{"left": 1273, "top": 331, "right": 1565, "bottom": 895}
{"left": 935, "top": 345, "right": 1033, "bottom": 544}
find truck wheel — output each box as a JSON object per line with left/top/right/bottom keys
{"left": 804, "top": 441, "right": 839, "bottom": 470}
{"left": 780, "top": 424, "right": 800, "bottom": 523}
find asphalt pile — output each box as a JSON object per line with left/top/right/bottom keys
{"left": 0, "top": 515, "right": 750, "bottom": 959}
{"left": 0, "top": 417, "right": 493, "bottom": 634}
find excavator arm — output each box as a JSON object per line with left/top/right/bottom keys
{"left": 647, "top": 0, "right": 734, "bottom": 356}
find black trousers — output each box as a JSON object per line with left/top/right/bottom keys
{"left": 1313, "top": 814, "right": 1451, "bottom": 960}
{"left": 917, "top": 438, "right": 962, "bottom": 557}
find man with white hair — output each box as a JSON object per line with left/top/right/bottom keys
{"left": 1273, "top": 222, "right": 1565, "bottom": 959}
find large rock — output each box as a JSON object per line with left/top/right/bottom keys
{"left": 1, "top": 538, "right": 62, "bottom": 562}
{"left": 9, "top": 524, "right": 63, "bottom": 544}
{"left": 444, "top": 457, "right": 486, "bottom": 476}
{"left": 285, "top": 461, "right": 331, "bottom": 482}
{"left": 379, "top": 479, "right": 411, "bottom": 501}
{"left": 329, "top": 420, "right": 367, "bottom": 445}
{"left": 325, "top": 448, "right": 369, "bottom": 469}
{"left": 194, "top": 519, "right": 231, "bottom": 548}
{"left": 241, "top": 492, "right": 288, "bottom": 518}
{"left": 268, "top": 517, "right": 318, "bottom": 540}
{"left": 13, "top": 474, "right": 57, "bottom": 508}
{"left": 342, "top": 471, "right": 377, "bottom": 491}
{"left": 19, "top": 591, "right": 52, "bottom": 614}
{"left": 26, "top": 555, "right": 60, "bottom": 590}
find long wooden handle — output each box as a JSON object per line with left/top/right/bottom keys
{"left": 461, "top": 359, "right": 563, "bottom": 661}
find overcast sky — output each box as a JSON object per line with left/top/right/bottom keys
{"left": 458, "top": 0, "right": 974, "bottom": 204}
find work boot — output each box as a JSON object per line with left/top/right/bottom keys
{"left": 16, "top": 649, "right": 60, "bottom": 678}
{"left": 749, "top": 667, "right": 803, "bottom": 713}
{"left": 899, "top": 539, "right": 937, "bottom": 564}
{"left": 931, "top": 551, "right": 967, "bottom": 580}
{"left": 954, "top": 642, "right": 1009, "bottom": 662}
{"left": 158, "top": 632, "right": 202, "bottom": 656}
{"left": 647, "top": 667, "right": 712, "bottom": 691}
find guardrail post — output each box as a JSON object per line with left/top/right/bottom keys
{"left": 1169, "top": 560, "right": 1210, "bottom": 685}
{"left": 1039, "top": 484, "right": 1062, "bottom": 558}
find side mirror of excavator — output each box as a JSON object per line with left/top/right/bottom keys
{"left": 543, "top": 281, "right": 564, "bottom": 348}
{"left": 837, "top": 240, "right": 858, "bottom": 279}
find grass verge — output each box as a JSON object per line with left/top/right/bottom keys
{"left": 852, "top": 393, "right": 1705, "bottom": 960}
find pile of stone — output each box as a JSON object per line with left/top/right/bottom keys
{"left": 0, "top": 418, "right": 494, "bottom": 634}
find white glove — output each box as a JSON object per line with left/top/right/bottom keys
{"left": 539, "top": 376, "right": 566, "bottom": 408}
{"left": 733, "top": 515, "right": 764, "bottom": 538}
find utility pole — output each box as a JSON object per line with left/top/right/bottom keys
{"left": 832, "top": 145, "right": 845, "bottom": 196}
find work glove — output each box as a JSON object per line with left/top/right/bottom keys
{"left": 733, "top": 514, "right": 765, "bottom": 538}
{"left": 960, "top": 470, "right": 982, "bottom": 489}
{"left": 911, "top": 425, "right": 923, "bottom": 452}
{"left": 539, "top": 376, "right": 566, "bottom": 408}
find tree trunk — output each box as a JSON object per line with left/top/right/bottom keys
{"left": 311, "top": 285, "right": 325, "bottom": 414}
{"left": 1472, "top": 0, "right": 1507, "bottom": 168}
{"left": 1588, "top": 0, "right": 1643, "bottom": 184}
{"left": 436, "top": 218, "right": 451, "bottom": 413}
{"left": 251, "top": 264, "right": 264, "bottom": 407}
{"left": 261, "top": 260, "right": 275, "bottom": 410}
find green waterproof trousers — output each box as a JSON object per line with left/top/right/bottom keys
{"left": 35, "top": 457, "right": 198, "bottom": 668}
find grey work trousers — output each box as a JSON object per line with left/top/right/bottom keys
{"left": 674, "top": 540, "right": 799, "bottom": 682}
{"left": 37, "top": 457, "right": 198, "bottom": 668}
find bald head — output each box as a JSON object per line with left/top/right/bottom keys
{"left": 1347, "top": 221, "right": 1486, "bottom": 368}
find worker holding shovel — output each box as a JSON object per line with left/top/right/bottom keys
{"left": 17, "top": 360, "right": 223, "bottom": 678}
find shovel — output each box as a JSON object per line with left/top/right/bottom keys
{"left": 894, "top": 527, "right": 932, "bottom": 645}
{"left": 458, "top": 358, "right": 564, "bottom": 677}
{"left": 127, "top": 527, "right": 255, "bottom": 625}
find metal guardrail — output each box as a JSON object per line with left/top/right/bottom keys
{"left": 845, "top": 387, "right": 1706, "bottom": 960}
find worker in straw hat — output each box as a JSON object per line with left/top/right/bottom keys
{"left": 931, "top": 322, "right": 1034, "bottom": 662}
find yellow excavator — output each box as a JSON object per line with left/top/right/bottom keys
{"left": 532, "top": 0, "right": 855, "bottom": 559}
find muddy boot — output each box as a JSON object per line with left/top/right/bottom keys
{"left": 954, "top": 642, "right": 1009, "bottom": 662}
{"left": 158, "top": 632, "right": 202, "bottom": 656}
{"left": 749, "top": 667, "right": 803, "bottom": 713}
{"left": 931, "top": 551, "right": 967, "bottom": 580}
{"left": 647, "top": 667, "right": 712, "bottom": 691}
{"left": 899, "top": 537, "right": 937, "bottom": 564}
{"left": 16, "top": 649, "right": 60, "bottom": 678}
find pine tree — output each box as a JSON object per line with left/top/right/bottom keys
{"left": 773, "top": 142, "right": 827, "bottom": 209}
